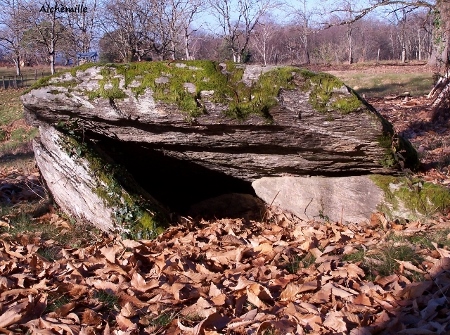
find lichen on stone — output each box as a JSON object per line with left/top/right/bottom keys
{"left": 370, "top": 174, "right": 450, "bottom": 219}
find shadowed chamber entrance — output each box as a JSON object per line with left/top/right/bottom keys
{"left": 95, "top": 138, "right": 259, "bottom": 217}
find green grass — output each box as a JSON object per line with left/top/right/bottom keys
{"left": 405, "top": 229, "right": 450, "bottom": 249}
{"left": 45, "top": 293, "right": 71, "bottom": 313}
{"left": 94, "top": 289, "right": 119, "bottom": 311}
{"left": 37, "top": 246, "right": 61, "bottom": 262}
{"left": 336, "top": 226, "right": 448, "bottom": 282}
{"left": 0, "top": 66, "right": 62, "bottom": 89}
{"left": 372, "top": 243, "right": 423, "bottom": 277}
{"left": 285, "top": 252, "right": 316, "bottom": 274}
{"left": 0, "top": 202, "right": 103, "bottom": 248}
{"left": 262, "top": 327, "right": 277, "bottom": 335}
{"left": 329, "top": 72, "right": 433, "bottom": 98}
{"left": 0, "top": 89, "right": 25, "bottom": 125}
{"left": 151, "top": 313, "right": 176, "bottom": 327}
{"left": 0, "top": 88, "right": 38, "bottom": 157}
{"left": 343, "top": 249, "right": 366, "bottom": 263}
{"left": 344, "top": 237, "right": 424, "bottom": 281}
{"left": 0, "top": 66, "right": 53, "bottom": 77}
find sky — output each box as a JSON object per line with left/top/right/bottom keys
{"left": 195, "top": 0, "right": 406, "bottom": 34}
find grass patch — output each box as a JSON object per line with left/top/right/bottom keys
{"left": 329, "top": 71, "right": 433, "bottom": 98}
{"left": 262, "top": 327, "right": 277, "bottom": 335}
{"left": 0, "top": 88, "right": 38, "bottom": 157}
{"left": 342, "top": 249, "right": 366, "bottom": 263}
{"left": 94, "top": 289, "right": 119, "bottom": 311}
{"left": 344, "top": 241, "right": 423, "bottom": 281}
{"left": 405, "top": 229, "right": 450, "bottom": 249}
{"left": 0, "top": 204, "right": 103, "bottom": 248}
{"left": 285, "top": 252, "right": 316, "bottom": 273}
{"left": 0, "top": 89, "right": 25, "bottom": 125}
{"left": 3, "top": 211, "right": 36, "bottom": 234}
{"left": 37, "top": 246, "right": 61, "bottom": 262}
{"left": 45, "top": 294, "right": 71, "bottom": 313}
{"left": 151, "top": 312, "right": 176, "bottom": 327}
{"left": 371, "top": 243, "right": 423, "bottom": 277}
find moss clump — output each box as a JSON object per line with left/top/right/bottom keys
{"left": 370, "top": 175, "right": 450, "bottom": 218}
{"left": 299, "top": 69, "right": 364, "bottom": 114}
{"left": 377, "top": 134, "right": 420, "bottom": 170}
{"left": 70, "top": 62, "right": 98, "bottom": 77}
{"left": 57, "top": 123, "right": 168, "bottom": 239}
{"left": 28, "top": 61, "right": 370, "bottom": 119}
{"left": 85, "top": 61, "right": 364, "bottom": 119}
{"left": 99, "top": 76, "right": 127, "bottom": 100}
{"left": 225, "top": 66, "right": 299, "bottom": 120}
{"left": 24, "top": 69, "right": 82, "bottom": 94}
{"left": 23, "top": 76, "right": 53, "bottom": 94}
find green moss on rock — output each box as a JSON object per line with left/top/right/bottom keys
{"left": 57, "top": 124, "right": 168, "bottom": 239}
{"left": 370, "top": 175, "right": 450, "bottom": 219}
{"left": 298, "top": 69, "right": 364, "bottom": 114}
{"left": 25, "top": 61, "right": 374, "bottom": 120}
{"left": 74, "top": 61, "right": 366, "bottom": 119}
{"left": 377, "top": 134, "right": 420, "bottom": 170}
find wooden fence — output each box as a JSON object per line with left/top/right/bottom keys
{"left": 1, "top": 70, "right": 49, "bottom": 89}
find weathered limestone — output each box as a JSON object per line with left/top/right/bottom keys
{"left": 252, "top": 176, "right": 383, "bottom": 222}
{"left": 34, "top": 124, "right": 168, "bottom": 237}
{"left": 252, "top": 175, "right": 450, "bottom": 222}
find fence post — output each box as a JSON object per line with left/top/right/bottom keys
{"left": 2, "top": 76, "right": 4, "bottom": 90}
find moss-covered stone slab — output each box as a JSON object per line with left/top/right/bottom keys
{"left": 22, "top": 61, "right": 418, "bottom": 181}
{"left": 369, "top": 175, "right": 450, "bottom": 219}
{"left": 33, "top": 124, "right": 168, "bottom": 238}
{"left": 252, "top": 175, "right": 450, "bottom": 223}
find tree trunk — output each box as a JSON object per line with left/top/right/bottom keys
{"left": 347, "top": 25, "right": 353, "bottom": 64}
{"left": 418, "top": 29, "right": 422, "bottom": 61}
{"left": 14, "top": 55, "right": 21, "bottom": 76}
{"left": 184, "top": 28, "right": 191, "bottom": 60}
{"left": 427, "top": 0, "right": 450, "bottom": 108}
{"left": 49, "top": 52, "right": 55, "bottom": 75}
{"left": 428, "top": 0, "right": 450, "bottom": 68}
{"left": 401, "top": 47, "right": 406, "bottom": 63}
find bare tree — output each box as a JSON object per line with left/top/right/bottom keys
{"left": 208, "top": 0, "right": 275, "bottom": 62}
{"left": 286, "top": 0, "right": 316, "bottom": 64}
{"left": 22, "top": 0, "right": 72, "bottom": 74}
{"left": 65, "top": 0, "right": 99, "bottom": 54}
{"left": 150, "top": 0, "right": 204, "bottom": 60}
{"left": 99, "top": 0, "right": 154, "bottom": 62}
{"left": 0, "top": 0, "right": 27, "bottom": 75}
{"left": 250, "top": 17, "right": 277, "bottom": 65}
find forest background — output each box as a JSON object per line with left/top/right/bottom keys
{"left": 0, "top": 0, "right": 445, "bottom": 76}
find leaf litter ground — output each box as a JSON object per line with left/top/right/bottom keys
{"left": 2, "top": 64, "right": 450, "bottom": 334}
{"left": 1, "top": 207, "right": 450, "bottom": 334}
